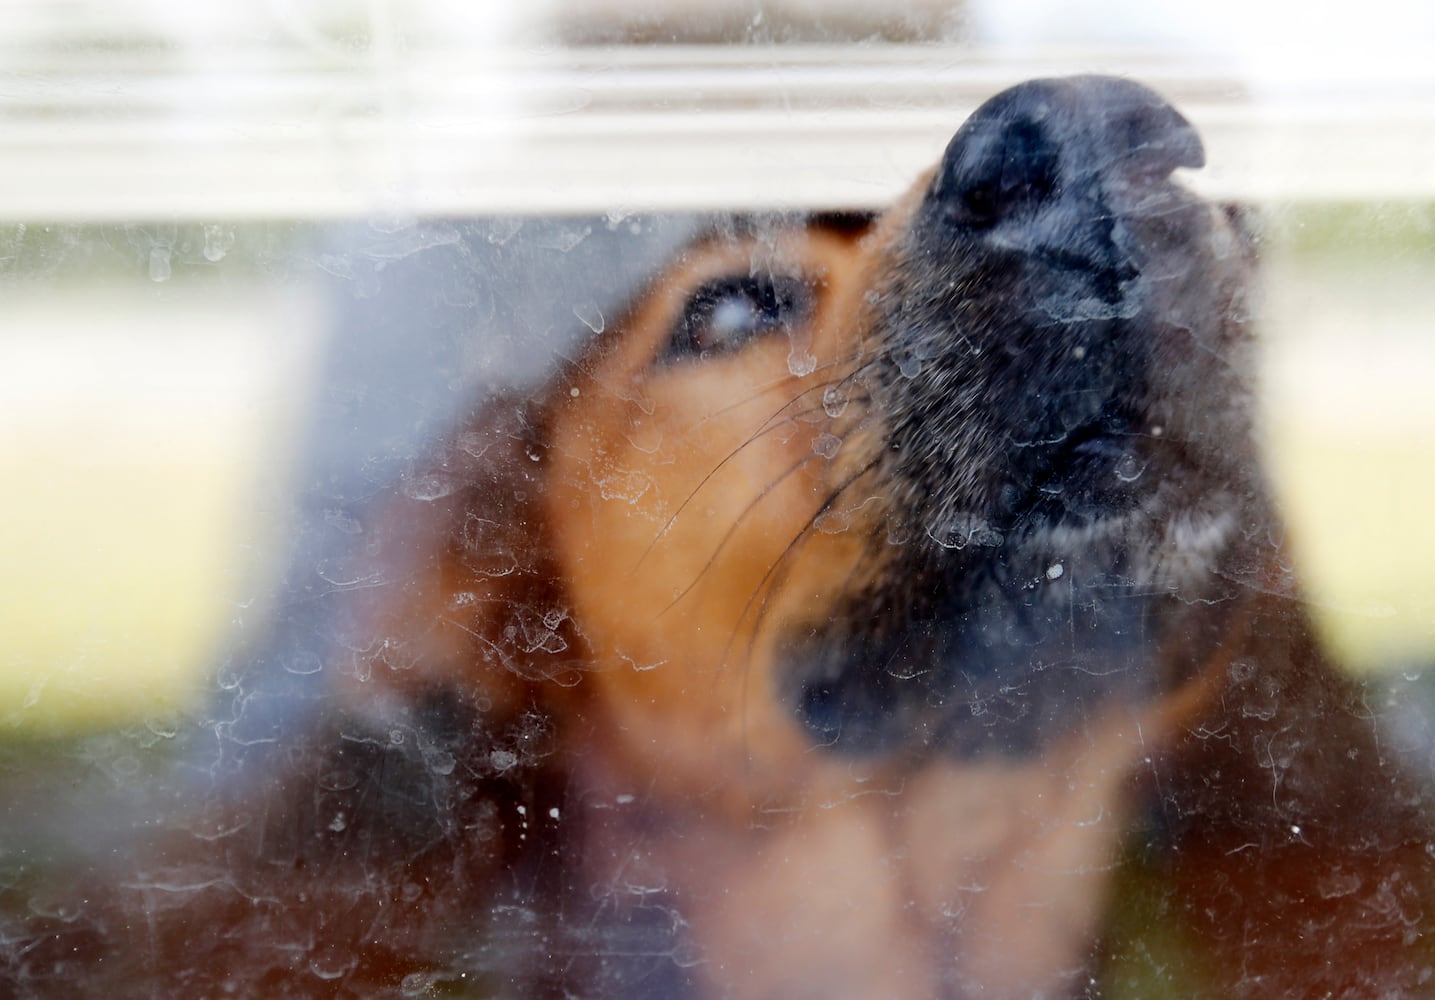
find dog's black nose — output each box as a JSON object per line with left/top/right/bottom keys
{"left": 932, "top": 75, "right": 1205, "bottom": 228}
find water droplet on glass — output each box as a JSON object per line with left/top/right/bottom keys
{"left": 490, "top": 749, "right": 518, "bottom": 771}
{"left": 402, "top": 471, "right": 457, "bottom": 501}
{"left": 811, "top": 433, "right": 841, "bottom": 459}
{"left": 575, "top": 302, "right": 605, "bottom": 334}
{"left": 896, "top": 353, "right": 922, "bottom": 379}
{"left": 1046, "top": 562, "right": 1065, "bottom": 581}
{"left": 1114, "top": 453, "right": 1145, "bottom": 482}
{"left": 309, "top": 954, "right": 358, "bottom": 980}
{"left": 787, "top": 350, "right": 817, "bottom": 377}
{"left": 283, "top": 651, "right": 323, "bottom": 675}
{"left": 822, "top": 384, "right": 849, "bottom": 418}
{"left": 927, "top": 526, "right": 966, "bottom": 550}
{"left": 148, "top": 246, "right": 171, "bottom": 282}
{"left": 202, "top": 224, "right": 234, "bottom": 262}
{"left": 926, "top": 514, "right": 1001, "bottom": 550}
{"left": 597, "top": 469, "right": 652, "bottom": 503}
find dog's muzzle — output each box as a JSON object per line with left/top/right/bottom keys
{"left": 782, "top": 76, "right": 1263, "bottom": 760}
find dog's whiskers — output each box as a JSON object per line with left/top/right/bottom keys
{"left": 658, "top": 449, "right": 826, "bottom": 618}
{"left": 743, "top": 454, "right": 886, "bottom": 648}
{"left": 697, "top": 350, "right": 866, "bottom": 424}
{"left": 633, "top": 387, "right": 872, "bottom": 573}
{"left": 714, "top": 452, "right": 885, "bottom": 676}
{"left": 720, "top": 453, "right": 884, "bottom": 773}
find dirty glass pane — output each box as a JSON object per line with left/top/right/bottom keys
{"left": 3, "top": 3, "right": 1434, "bottom": 997}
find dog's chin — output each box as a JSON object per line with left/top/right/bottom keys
{"left": 778, "top": 449, "right": 1253, "bottom": 761}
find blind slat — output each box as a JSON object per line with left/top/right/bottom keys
{"left": 3, "top": 44, "right": 1432, "bottom": 219}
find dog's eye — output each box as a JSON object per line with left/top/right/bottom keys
{"left": 662, "top": 274, "right": 812, "bottom": 363}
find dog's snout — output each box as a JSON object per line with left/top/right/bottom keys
{"left": 932, "top": 75, "right": 1205, "bottom": 230}
{"left": 783, "top": 76, "right": 1262, "bottom": 761}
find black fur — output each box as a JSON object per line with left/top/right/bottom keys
{"left": 784, "top": 77, "right": 1267, "bottom": 758}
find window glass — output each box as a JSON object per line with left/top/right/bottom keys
{"left": 3, "top": 3, "right": 1434, "bottom": 997}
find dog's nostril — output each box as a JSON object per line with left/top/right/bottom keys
{"left": 1110, "top": 90, "right": 1206, "bottom": 179}
{"left": 938, "top": 115, "right": 1060, "bottom": 229}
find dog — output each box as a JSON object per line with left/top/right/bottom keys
{"left": 10, "top": 75, "right": 1434, "bottom": 999}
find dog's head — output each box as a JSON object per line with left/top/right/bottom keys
{"left": 490, "top": 75, "right": 1267, "bottom": 808}
{"left": 18, "top": 75, "right": 1431, "bottom": 1000}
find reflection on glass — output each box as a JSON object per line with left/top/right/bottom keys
{"left": 2, "top": 4, "right": 1434, "bottom": 998}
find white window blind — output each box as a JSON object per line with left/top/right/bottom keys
{"left": 2, "top": 0, "right": 1433, "bottom": 220}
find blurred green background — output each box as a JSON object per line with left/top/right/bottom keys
{"left": 1260, "top": 204, "right": 1435, "bottom": 671}
{"left": 0, "top": 221, "right": 319, "bottom": 731}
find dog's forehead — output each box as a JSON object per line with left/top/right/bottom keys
{"left": 687, "top": 212, "right": 877, "bottom": 245}
{"left": 677, "top": 212, "right": 876, "bottom": 266}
